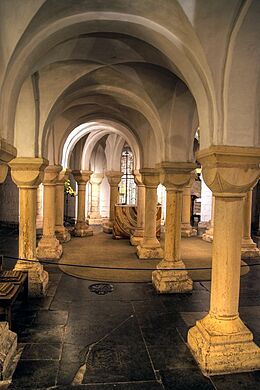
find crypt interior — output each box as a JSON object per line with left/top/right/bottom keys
{"left": 0, "top": 0, "right": 260, "bottom": 389}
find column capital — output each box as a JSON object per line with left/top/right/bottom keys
{"left": 105, "top": 171, "right": 123, "bottom": 186}
{"left": 197, "top": 146, "right": 260, "bottom": 196}
{"left": 0, "top": 137, "right": 17, "bottom": 164}
{"left": 0, "top": 163, "right": 8, "bottom": 183}
{"left": 72, "top": 170, "right": 93, "bottom": 184}
{"left": 57, "top": 168, "right": 71, "bottom": 184}
{"left": 9, "top": 157, "right": 48, "bottom": 188}
{"left": 43, "top": 165, "right": 62, "bottom": 185}
{"left": 139, "top": 168, "right": 160, "bottom": 187}
{"left": 159, "top": 162, "right": 197, "bottom": 190}
{"left": 132, "top": 170, "right": 144, "bottom": 187}
{"left": 90, "top": 172, "right": 104, "bottom": 185}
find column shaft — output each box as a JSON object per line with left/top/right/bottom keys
{"left": 55, "top": 170, "right": 71, "bottom": 242}
{"left": 36, "top": 166, "right": 62, "bottom": 260}
{"left": 77, "top": 183, "right": 86, "bottom": 222}
{"left": 210, "top": 196, "right": 242, "bottom": 318}
{"left": 164, "top": 190, "right": 182, "bottom": 262}
{"left": 73, "top": 170, "right": 93, "bottom": 237}
{"left": 130, "top": 183, "right": 145, "bottom": 245}
{"left": 103, "top": 171, "right": 122, "bottom": 234}
{"left": 181, "top": 185, "right": 197, "bottom": 237}
{"left": 20, "top": 188, "right": 37, "bottom": 259}
{"left": 241, "top": 190, "right": 259, "bottom": 257}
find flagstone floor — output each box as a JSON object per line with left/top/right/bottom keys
{"left": 0, "top": 227, "right": 259, "bottom": 389}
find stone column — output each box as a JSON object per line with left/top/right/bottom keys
{"left": 152, "top": 162, "right": 196, "bottom": 293}
{"left": 55, "top": 169, "right": 71, "bottom": 243}
{"left": 202, "top": 195, "right": 215, "bottom": 242}
{"left": 241, "top": 190, "right": 260, "bottom": 258}
{"left": 36, "top": 165, "right": 63, "bottom": 260}
{"left": 9, "top": 157, "right": 49, "bottom": 297}
{"left": 88, "top": 173, "right": 103, "bottom": 225}
{"left": 0, "top": 156, "right": 17, "bottom": 380}
{"left": 130, "top": 170, "right": 146, "bottom": 245}
{"left": 136, "top": 169, "right": 163, "bottom": 259}
{"left": 188, "top": 146, "right": 260, "bottom": 376}
{"left": 181, "top": 176, "right": 197, "bottom": 237}
{"left": 72, "top": 170, "right": 93, "bottom": 237}
{"left": 103, "top": 171, "right": 123, "bottom": 234}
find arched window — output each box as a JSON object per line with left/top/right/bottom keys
{"left": 119, "top": 146, "right": 136, "bottom": 205}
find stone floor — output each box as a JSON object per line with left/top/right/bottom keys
{"left": 0, "top": 227, "right": 259, "bottom": 389}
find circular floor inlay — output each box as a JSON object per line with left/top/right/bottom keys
{"left": 89, "top": 283, "right": 114, "bottom": 295}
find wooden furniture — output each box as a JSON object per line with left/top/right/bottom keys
{"left": 113, "top": 204, "right": 162, "bottom": 239}
{"left": 0, "top": 258, "right": 28, "bottom": 328}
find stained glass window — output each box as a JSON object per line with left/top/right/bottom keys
{"left": 119, "top": 146, "right": 136, "bottom": 204}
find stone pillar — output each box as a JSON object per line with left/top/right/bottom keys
{"left": 9, "top": 157, "right": 49, "bottom": 296}
{"left": 36, "top": 184, "right": 43, "bottom": 230}
{"left": 103, "top": 171, "right": 123, "bottom": 234}
{"left": 36, "top": 165, "right": 63, "bottom": 260}
{"left": 130, "top": 170, "right": 146, "bottom": 245}
{"left": 188, "top": 146, "right": 260, "bottom": 376}
{"left": 152, "top": 162, "right": 196, "bottom": 293}
{"left": 88, "top": 173, "right": 103, "bottom": 225}
{"left": 72, "top": 170, "right": 93, "bottom": 237}
{"left": 55, "top": 169, "right": 71, "bottom": 243}
{"left": 0, "top": 155, "right": 17, "bottom": 380}
{"left": 181, "top": 176, "right": 197, "bottom": 237}
{"left": 241, "top": 190, "right": 260, "bottom": 258}
{"left": 136, "top": 169, "right": 163, "bottom": 259}
{"left": 202, "top": 195, "right": 215, "bottom": 242}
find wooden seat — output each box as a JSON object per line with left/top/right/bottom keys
{"left": 0, "top": 257, "right": 28, "bottom": 328}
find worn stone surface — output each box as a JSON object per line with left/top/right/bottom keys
{"left": 0, "top": 226, "right": 259, "bottom": 389}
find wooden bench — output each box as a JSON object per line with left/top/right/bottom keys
{"left": 0, "top": 256, "right": 28, "bottom": 329}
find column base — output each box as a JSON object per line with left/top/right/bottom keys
{"left": 241, "top": 238, "right": 260, "bottom": 258}
{"left": 103, "top": 221, "right": 113, "bottom": 234}
{"left": 181, "top": 224, "right": 197, "bottom": 237}
{"left": 36, "top": 236, "right": 63, "bottom": 260}
{"left": 152, "top": 260, "right": 193, "bottom": 293}
{"left": 136, "top": 243, "right": 163, "bottom": 259}
{"left": 202, "top": 228, "right": 214, "bottom": 242}
{"left": 188, "top": 314, "right": 260, "bottom": 376}
{"left": 0, "top": 322, "right": 17, "bottom": 380}
{"left": 130, "top": 235, "right": 143, "bottom": 246}
{"left": 55, "top": 227, "right": 71, "bottom": 243}
{"left": 14, "top": 260, "right": 49, "bottom": 297}
{"left": 73, "top": 221, "right": 93, "bottom": 237}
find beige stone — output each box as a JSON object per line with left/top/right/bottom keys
{"left": 136, "top": 169, "right": 163, "bottom": 259}
{"left": 188, "top": 146, "right": 260, "bottom": 376}
{"left": 130, "top": 170, "right": 145, "bottom": 245}
{"left": 152, "top": 162, "right": 196, "bottom": 293}
{"left": 241, "top": 190, "right": 260, "bottom": 258}
{"left": 37, "top": 165, "right": 63, "bottom": 260}
{"left": 0, "top": 322, "right": 17, "bottom": 380}
{"left": 181, "top": 179, "right": 197, "bottom": 237}
{"left": 0, "top": 158, "right": 18, "bottom": 380}
{"left": 72, "top": 170, "right": 93, "bottom": 237}
{"left": 89, "top": 173, "right": 103, "bottom": 225}
{"left": 55, "top": 169, "right": 71, "bottom": 243}
{"left": 103, "top": 171, "right": 123, "bottom": 234}
{"left": 9, "top": 157, "right": 49, "bottom": 297}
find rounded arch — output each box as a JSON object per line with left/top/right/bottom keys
{"left": 0, "top": 2, "right": 216, "bottom": 150}
{"left": 61, "top": 119, "right": 141, "bottom": 170}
